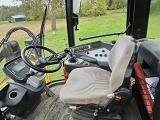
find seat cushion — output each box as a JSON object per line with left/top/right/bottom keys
{"left": 60, "top": 67, "right": 112, "bottom": 106}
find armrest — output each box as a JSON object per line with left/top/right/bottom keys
{"left": 80, "top": 56, "right": 97, "bottom": 64}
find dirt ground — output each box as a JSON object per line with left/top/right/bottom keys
{"left": 0, "top": 20, "right": 66, "bottom": 40}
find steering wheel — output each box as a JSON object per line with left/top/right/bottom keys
{"left": 21, "top": 45, "right": 62, "bottom": 73}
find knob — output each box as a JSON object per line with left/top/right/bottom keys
{"left": 102, "top": 50, "right": 105, "bottom": 52}
{"left": 99, "top": 54, "right": 102, "bottom": 57}
{"left": 104, "top": 54, "right": 107, "bottom": 57}
{"left": 95, "top": 54, "right": 98, "bottom": 57}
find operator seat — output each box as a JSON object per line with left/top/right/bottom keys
{"left": 60, "top": 35, "right": 135, "bottom": 107}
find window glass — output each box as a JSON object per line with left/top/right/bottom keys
{"left": 147, "top": 0, "right": 160, "bottom": 38}
{"left": 75, "top": 0, "right": 127, "bottom": 45}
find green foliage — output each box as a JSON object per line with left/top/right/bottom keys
{"left": 150, "top": 0, "right": 160, "bottom": 15}
{"left": 21, "top": 0, "right": 44, "bottom": 21}
{"left": 80, "top": 1, "right": 92, "bottom": 16}
{"left": 55, "top": 8, "right": 66, "bottom": 19}
{"left": 91, "top": 0, "right": 106, "bottom": 16}
{"left": 49, "top": 0, "right": 65, "bottom": 19}
{"left": 107, "top": 0, "right": 127, "bottom": 10}
{"left": 0, "top": 6, "right": 20, "bottom": 21}
{"left": 80, "top": 0, "right": 106, "bottom": 17}
{"left": 0, "top": 0, "right": 127, "bottom": 21}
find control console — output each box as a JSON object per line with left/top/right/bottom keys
{"left": 3, "top": 56, "right": 29, "bottom": 83}
{"left": 3, "top": 56, "right": 46, "bottom": 88}
{"left": 1, "top": 56, "right": 46, "bottom": 117}
{"left": 86, "top": 48, "right": 110, "bottom": 62}
{"left": 64, "top": 41, "right": 113, "bottom": 73}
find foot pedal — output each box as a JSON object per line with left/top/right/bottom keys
{"left": 44, "top": 85, "right": 55, "bottom": 97}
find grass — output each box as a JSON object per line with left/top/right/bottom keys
{"left": 0, "top": 10, "right": 160, "bottom": 82}
{"left": 147, "top": 14, "right": 160, "bottom": 38}
{"left": 0, "top": 21, "right": 8, "bottom": 25}
{"left": 44, "top": 12, "right": 127, "bottom": 50}
{"left": 75, "top": 13, "right": 126, "bottom": 45}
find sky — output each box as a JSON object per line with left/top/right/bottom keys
{"left": 0, "top": 0, "right": 22, "bottom": 6}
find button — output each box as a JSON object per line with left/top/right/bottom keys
{"left": 95, "top": 54, "right": 98, "bottom": 57}
{"left": 102, "top": 50, "right": 105, "bottom": 52}
{"left": 99, "top": 54, "right": 103, "bottom": 57}
{"left": 104, "top": 54, "right": 107, "bottom": 57}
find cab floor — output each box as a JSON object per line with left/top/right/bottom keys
{"left": 20, "top": 84, "right": 142, "bottom": 120}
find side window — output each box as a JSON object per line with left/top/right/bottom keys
{"left": 75, "top": 0, "right": 127, "bottom": 45}
{"left": 147, "top": 0, "right": 160, "bottom": 38}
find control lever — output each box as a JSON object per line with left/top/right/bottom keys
{"left": 35, "top": 57, "right": 60, "bottom": 68}
{"left": 64, "top": 48, "right": 73, "bottom": 57}
{"left": 68, "top": 55, "right": 78, "bottom": 63}
{"left": 80, "top": 56, "right": 97, "bottom": 64}
{"left": 21, "top": 71, "right": 35, "bottom": 82}
{"left": 64, "top": 48, "right": 78, "bottom": 63}
{"left": 25, "top": 71, "right": 35, "bottom": 78}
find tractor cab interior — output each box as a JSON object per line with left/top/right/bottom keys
{"left": 0, "top": 0, "right": 160, "bottom": 120}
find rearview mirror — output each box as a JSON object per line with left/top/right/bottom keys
{"left": 73, "top": 0, "right": 81, "bottom": 14}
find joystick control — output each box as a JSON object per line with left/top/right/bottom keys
{"left": 68, "top": 56, "right": 77, "bottom": 63}
{"left": 64, "top": 49, "right": 73, "bottom": 57}
{"left": 64, "top": 49, "right": 78, "bottom": 63}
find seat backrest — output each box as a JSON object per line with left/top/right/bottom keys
{"left": 108, "top": 35, "right": 135, "bottom": 92}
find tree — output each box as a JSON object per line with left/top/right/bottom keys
{"left": 80, "top": 1, "right": 93, "bottom": 16}
{"left": 51, "top": 10, "right": 56, "bottom": 30}
{"left": 150, "top": 0, "right": 160, "bottom": 14}
{"left": 14, "top": 0, "right": 44, "bottom": 21}
{"left": 92, "top": 0, "right": 106, "bottom": 16}
{"left": 50, "top": 0, "right": 58, "bottom": 30}
{"left": 107, "top": 0, "right": 113, "bottom": 10}
{"left": 106, "top": 0, "right": 127, "bottom": 10}
{"left": 12, "top": 0, "right": 66, "bottom": 21}
{"left": 0, "top": 5, "right": 19, "bottom": 21}
{"left": 80, "top": 0, "right": 106, "bottom": 17}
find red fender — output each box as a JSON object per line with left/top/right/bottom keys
{"left": 134, "top": 62, "right": 153, "bottom": 115}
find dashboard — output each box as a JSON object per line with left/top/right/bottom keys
{"left": 3, "top": 56, "right": 30, "bottom": 83}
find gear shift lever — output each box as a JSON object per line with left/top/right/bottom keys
{"left": 64, "top": 49, "right": 77, "bottom": 63}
